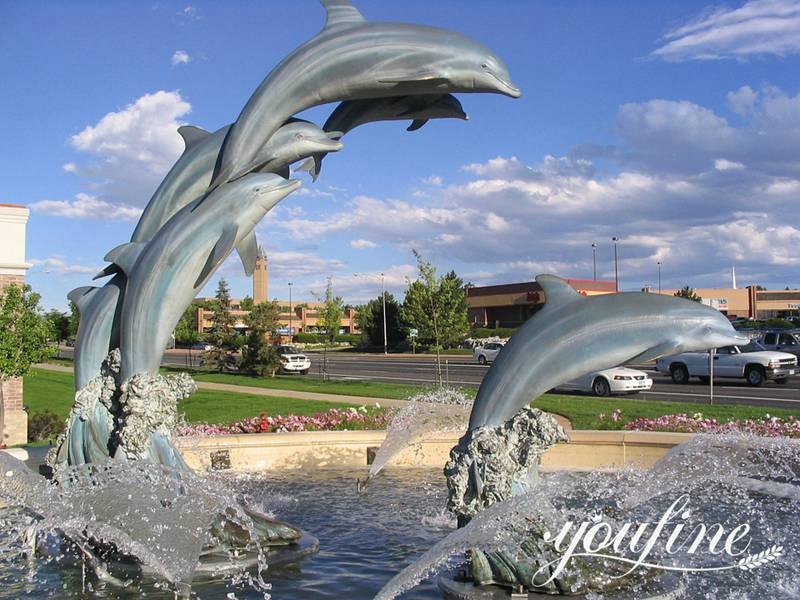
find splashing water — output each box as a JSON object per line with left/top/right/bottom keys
{"left": 367, "top": 388, "right": 472, "bottom": 481}
{"left": 375, "top": 434, "right": 800, "bottom": 600}
{"left": 0, "top": 452, "right": 275, "bottom": 596}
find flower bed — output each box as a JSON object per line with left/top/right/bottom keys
{"left": 621, "top": 412, "right": 800, "bottom": 437}
{"left": 178, "top": 405, "right": 394, "bottom": 436}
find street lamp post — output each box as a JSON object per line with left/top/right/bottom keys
{"left": 354, "top": 272, "right": 388, "bottom": 355}
{"left": 657, "top": 261, "right": 662, "bottom": 294}
{"left": 591, "top": 243, "right": 597, "bottom": 280}
{"left": 612, "top": 237, "right": 619, "bottom": 292}
{"left": 287, "top": 282, "right": 293, "bottom": 341}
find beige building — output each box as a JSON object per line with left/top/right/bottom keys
{"left": 653, "top": 285, "right": 800, "bottom": 320}
{"left": 0, "top": 204, "right": 32, "bottom": 446}
{"left": 194, "top": 247, "right": 359, "bottom": 337}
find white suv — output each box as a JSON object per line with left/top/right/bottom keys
{"left": 474, "top": 342, "right": 505, "bottom": 365}
{"left": 277, "top": 345, "right": 311, "bottom": 374}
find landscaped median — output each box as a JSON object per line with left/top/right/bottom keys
{"left": 23, "top": 366, "right": 800, "bottom": 471}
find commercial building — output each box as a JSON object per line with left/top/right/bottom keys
{"left": 194, "top": 248, "right": 359, "bottom": 336}
{"left": 0, "top": 204, "right": 32, "bottom": 446}
{"left": 466, "top": 279, "right": 617, "bottom": 329}
{"left": 652, "top": 286, "right": 800, "bottom": 320}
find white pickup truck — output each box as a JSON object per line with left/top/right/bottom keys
{"left": 655, "top": 342, "right": 797, "bottom": 387}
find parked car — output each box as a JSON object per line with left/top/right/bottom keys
{"left": 655, "top": 345, "right": 797, "bottom": 387}
{"left": 277, "top": 345, "right": 311, "bottom": 374}
{"left": 474, "top": 342, "right": 505, "bottom": 365}
{"left": 756, "top": 331, "right": 800, "bottom": 358}
{"left": 557, "top": 367, "right": 653, "bottom": 397}
{"left": 190, "top": 342, "right": 212, "bottom": 351}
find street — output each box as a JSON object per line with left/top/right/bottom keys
{"left": 57, "top": 347, "right": 800, "bottom": 409}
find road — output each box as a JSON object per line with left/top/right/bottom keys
{"left": 56, "top": 348, "right": 800, "bottom": 409}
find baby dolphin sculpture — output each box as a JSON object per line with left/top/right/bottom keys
{"left": 210, "top": 0, "right": 520, "bottom": 189}
{"left": 296, "top": 94, "right": 467, "bottom": 180}
{"left": 118, "top": 173, "right": 301, "bottom": 383}
{"left": 130, "top": 120, "right": 340, "bottom": 246}
{"left": 468, "top": 275, "right": 750, "bottom": 430}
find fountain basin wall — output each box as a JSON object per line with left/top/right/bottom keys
{"left": 174, "top": 430, "right": 694, "bottom": 472}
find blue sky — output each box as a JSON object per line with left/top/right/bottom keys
{"left": 2, "top": 0, "right": 799, "bottom": 310}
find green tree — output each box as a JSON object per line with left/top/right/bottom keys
{"left": 239, "top": 296, "right": 255, "bottom": 311}
{"left": 174, "top": 302, "right": 201, "bottom": 346}
{"left": 313, "top": 277, "right": 344, "bottom": 380}
{"left": 357, "top": 292, "right": 405, "bottom": 349}
{"left": 44, "top": 309, "right": 70, "bottom": 344}
{"left": 202, "top": 279, "right": 239, "bottom": 372}
{"left": 401, "top": 250, "right": 469, "bottom": 385}
{"left": 0, "top": 284, "right": 54, "bottom": 446}
{"left": 674, "top": 286, "right": 702, "bottom": 302}
{"left": 241, "top": 300, "right": 283, "bottom": 376}
{"left": 67, "top": 300, "right": 80, "bottom": 339}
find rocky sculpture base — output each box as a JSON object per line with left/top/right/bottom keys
{"left": 445, "top": 407, "right": 569, "bottom": 525}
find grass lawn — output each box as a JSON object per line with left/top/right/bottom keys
{"left": 168, "top": 368, "right": 437, "bottom": 400}
{"left": 534, "top": 394, "right": 798, "bottom": 430}
{"left": 23, "top": 368, "right": 361, "bottom": 424}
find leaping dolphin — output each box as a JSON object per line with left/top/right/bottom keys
{"left": 130, "top": 120, "right": 341, "bottom": 245}
{"left": 467, "top": 275, "right": 750, "bottom": 430}
{"left": 118, "top": 173, "right": 302, "bottom": 383}
{"left": 209, "top": 0, "right": 520, "bottom": 190}
{"left": 296, "top": 94, "right": 467, "bottom": 180}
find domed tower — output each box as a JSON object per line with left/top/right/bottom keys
{"left": 253, "top": 245, "right": 268, "bottom": 304}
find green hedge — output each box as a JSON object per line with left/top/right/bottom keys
{"left": 470, "top": 327, "right": 518, "bottom": 339}
{"left": 293, "top": 332, "right": 362, "bottom": 344}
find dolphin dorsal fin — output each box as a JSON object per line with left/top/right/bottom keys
{"left": 536, "top": 275, "right": 583, "bottom": 308}
{"left": 67, "top": 286, "right": 99, "bottom": 313}
{"left": 104, "top": 242, "right": 146, "bottom": 275}
{"left": 407, "top": 119, "right": 428, "bottom": 132}
{"left": 321, "top": 0, "right": 365, "bottom": 31}
{"left": 177, "top": 125, "right": 210, "bottom": 150}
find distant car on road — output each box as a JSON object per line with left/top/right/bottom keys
{"left": 190, "top": 342, "right": 212, "bottom": 351}
{"left": 474, "top": 342, "right": 505, "bottom": 365}
{"left": 656, "top": 344, "right": 797, "bottom": 387}
{"left": 557, "top": 367, "right": 653, "bottom": 397}
{"left": 756, "top": 331, "right": 800, "bottom": 358}
{"left": 277, "top": 345, "right": 311, "bottom": 374}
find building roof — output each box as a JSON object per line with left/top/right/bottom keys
{"left": 467, "top": 279, "right": 616, "bottom": 297}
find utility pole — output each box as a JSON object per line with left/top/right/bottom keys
{"left": 288, "top": 282, "right": 293, "bottom": 342}
{"left": 612, "top": 237, "right": 620, "bottom": 292}
{"left": 591, "top": 243, "right": 597, "bottom": 280}
{"left": 380, "top": 272, "right": 387, "bottom": 356}
{"left": 657, "top": 261, "right": 662, "bottom": 294}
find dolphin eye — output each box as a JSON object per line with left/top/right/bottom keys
{"left": 294, "top": 133, "right": 304, "bottom": 140}
{"left": 481, "top": 63, "right": 489, "bottom": 69}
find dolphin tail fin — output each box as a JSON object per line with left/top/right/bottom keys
{"left": 294, "top": 157, "right": 320, "bottom": 181}
{"left": 407, "top": 119, "right": 429, "bottom": 132}
{"left": 194, "top": 225, "right": 237, "bottom": 289}
{"left": 104, "top": 242, "right": 146, "bottom": 276}
{"left": 236, "top": 230, "right": 259, "bottom": 277}
{"left": 67, "top": 286, "right": 99, "bottom": 314}
{"left": 321, "top": 0, "right": 365, "bottom": 31}
{"left": 536, "top": 275, "right": 584, "bottom": 312}
{"left": 177, "top": 125, "right": 210, "bottom": 151}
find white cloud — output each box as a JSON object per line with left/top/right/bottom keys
{"left": 29, "top": 256, "right": 100, "bottom": 275}
{"left": 171, "top": 50, "right": 192, "bottom": 66}
{"left": 350, "top": 239, "right": 378, "bottom": 249}
{"left": 30, "top": 193, "right": 142, "bottom": 221}
{"left": 177, "top": 5, "right": 199, "bottom": 20}
{"left": 422, "top": 175, "right": 443, "bottom": 186}
{"left": 652, "top": 0, "right": 800, "bottom": 61}
{"left": 727, "top": 85, "right": 759, "bottom": 116}
{"left": 64, "top": 90, "right": 191, "bottom": 213}
{"left": 714, "top": 158, "right": 746, "bottom": 170}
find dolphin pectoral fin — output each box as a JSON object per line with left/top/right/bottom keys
{"left": 379, "top": 74, "right": 448, "bottom": 85}
{"left": 194, "top": 226, "right": 237, "bottom": 289}
{"left": 294, "top": 157, "right": 320, "bottom": 181}
{"left": 104, "top": 242, "right": 146, "bottom": 275}
{"left": 536, "top": 274, "right": 583, "bottom": 310}
{"left": 177, "top": 125, "right": 210, "bottom": 151}
{"left": 235, "top": 230, "right": 259, "bottom": 277}
{"left": 407, "top": 119, "right": 429, "bottom": 132}
{"left": 92, "top": 264, "right": 120, "bottom": 280}
{"left": 271, "top": 165, "right": 290, "bottom": 179}
{"left": 67, "top": 286, "right": 99, "bottom": 313}
{"left": 321, "top": 0, "right": 365, "bottom": 31}
{"left": 626, "top": 341, "right": 682, "bottom": 365}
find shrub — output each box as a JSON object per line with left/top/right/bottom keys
{"left": 28, "top": 410, "right": 64, "bottom": 443}
{"left": 470, "top": 327, "right": 518, "bottom": 339}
